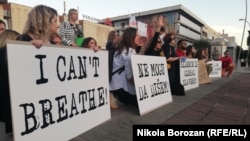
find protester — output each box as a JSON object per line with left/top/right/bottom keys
{"left": 145, "top": 14, "right": 164, "bottom": 56}
{"left": 109, "top": 27, "right": 141, "bottom": 107}
{"left": 186, "top": 45, "right": 196, "bottom": 58}
{"left": 50, "top": 32, "right": 62, "bottom": 45}
{"left": 221, "top": 50, "right": 234, "bottom": 77}
{"left": 0, "top": 19, "right": 6, "bottom": 35}
{"left": 161, "top": 33, "right": 185, "bottom": 96}
{"left": 194, "top": 48, "right": 212, "bottom": 75}
{"left": 0, "top": 29, "right": 20, "bottom": 134}
{"left": 81, "top": 37, "right": 100, "bottom": 52}
{"left": 0, "top": 4, "right": 58, "bottom": 134}
{"left": 176, "top": 39, "right": 187, "bottom": 57}
{"left": 17, "top": 5, "right": 58, "bottom": 48}
{"left": 105, "top": 30, "right": 121, "bottom": 109}
{"left": 59, "top": 8, "right": 83, "bottom": 47}
{"left": 0, "top": 29, "right": 20, "bottom": 48}
{"left": 106, "top": 30, "right": 118, "bottom": 50}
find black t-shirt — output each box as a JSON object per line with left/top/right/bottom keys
{"left": 16, "top": 34, "right": 55, "bottom": 44}
{"left": 16, "top": 34, "right": 33, "bottom": 41}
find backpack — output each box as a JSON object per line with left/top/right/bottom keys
{"left": 108, "top": 45, "right": 125, "bottom": 82}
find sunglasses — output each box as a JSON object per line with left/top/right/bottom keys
{"left": 157, "top": 41, "right": 162, "bottom": 43}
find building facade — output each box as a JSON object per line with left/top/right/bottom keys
{"left": 108, "top": 4, "right": 220, "bottom": 45}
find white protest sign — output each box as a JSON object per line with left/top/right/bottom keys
{"left": 7, "top": 41, "right": 110, "bottom": 141}
{"left": 131, "top": 55, "right": 172, "bottom": 116}
{"left": 180, "top": 58, "right": 199, "bottom": 90}
{"left": 207, "top": 61, "right": 222, "bottom": 77}
{"left": 137, "top": 21, "right": 147, "bottom": 37}
{"left": 129, "top": 15, "right": 137, "bottom": 28}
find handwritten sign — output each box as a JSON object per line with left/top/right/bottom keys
{"left": 198, "top": 60, "right": 211, "bottom": 84}
{"left": 131, "top": 55, "right": 172, "bottom": 116}
{"left": 180, "top": 58, "right": 199, "bottom": 90}
{"left": 137, "top": 21, "right": 147, "bottom": 37}
{"left": 7, "top": 41, "right": 110, "bottom": 141}
{"left": 129, "top": 15, "right": 137, "bottom": 28}
{"left": 207, "top": 61, "right": 222, "bottom": 77}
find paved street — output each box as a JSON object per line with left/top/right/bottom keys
{"left": 70, "top": 71, "right": 250, "bottom": 141}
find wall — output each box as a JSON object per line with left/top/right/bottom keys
{"left": 10, "top": 3, "right": 31, "bottom": 33}
{"left": 83, "top": 20, "right": 114, "bottom": 49}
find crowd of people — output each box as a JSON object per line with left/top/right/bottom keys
{"left": 0, "top": 4, "right": 235, "bottom": 135}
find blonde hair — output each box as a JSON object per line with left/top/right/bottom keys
{"left": 0, "top": 29, "right": 20, "bottom": 47}
{"left": 23, "top": 5, "right": 57, "bottom": 40}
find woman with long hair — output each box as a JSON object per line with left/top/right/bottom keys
{"left": 17, "top": 5, "right": 58, "bottom": 48}
{"left": 161, "top": 33, "right": 185, "bottom": 96}
{"left": 109, "top": 27, "right": 141, "bottom": 107}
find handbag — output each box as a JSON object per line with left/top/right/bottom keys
{"left": 167, "top": 63, "right": 171, "bottom": 69}
{"left": 160, "top": 48, "right": 171, "bottom": 69}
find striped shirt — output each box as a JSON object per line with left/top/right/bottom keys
{"left": 59, "top": 22, "right": 83, "bottom": 46}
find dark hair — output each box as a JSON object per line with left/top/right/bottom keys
{"left": 177, "top": 39, "right": 186, "bottom": 47}
{"left": 186, "top": 45, "right": 194, "bottom": 57}
{"left": 160, "top": 26, "right": 165, "bottom": 32}
{"left": 0, "top": 19, "right": 6, "bottom": 27}
{"left": 117, "top": 27, "right": 137, "bottom": 55}
{"left": 224, "top": 50, "right": 229, "bottom": 54}
{"left": 82, "top": 37, "right": 97, "bottom": 48}
{"left": 194, "top": 48, "right": 205, "bottom": 60}
{"left": 163, "top": 33, "right": 175, "bottom": 45}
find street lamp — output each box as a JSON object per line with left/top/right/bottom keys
{"left": 239, "top": 19, "right": 250, "bottom": 27}
{"left": 239, "top": 18, "right": 250, "bottom": 69}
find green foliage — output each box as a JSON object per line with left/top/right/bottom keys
{"left": 193, "top": 39, "right": 211, "bottom": 50}
{"left": 193, "top": 39, "right": 211, "bottom": 57}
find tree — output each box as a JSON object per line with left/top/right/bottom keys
{"left": 193, "top": 39, "right": 211, "bottom": 50}
{"left": 193, "top": 39, "right": 211, "bottom": 57}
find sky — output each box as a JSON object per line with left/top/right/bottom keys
{"left": 9, "top": 0, "right": 250, "bottom": 50}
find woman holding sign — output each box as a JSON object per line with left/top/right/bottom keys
{"left": 109, "top": 27, "right": 141, "bottom": 107}
{"left": 81, "top": 37, "right": 100, "bottom": 52}
{"left": 0, "top": 5, "right": 58, "bottom": 134}
{"left": 161, "top": 33, "right": 185, "bottom": 96}
{"left": 17, "top": 5, "right": 59, "bottom": 48}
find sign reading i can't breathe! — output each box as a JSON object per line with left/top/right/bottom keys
{"left": 7, "top": 41, "right": 111, "bottom": 141}
{"left": 131, "top": 55, "right": 172, "bottom": 116}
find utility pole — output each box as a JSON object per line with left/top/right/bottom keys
{"left": 237, "top": 0, "right": 248, "bottom": 71}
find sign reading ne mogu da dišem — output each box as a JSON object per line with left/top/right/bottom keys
{"left": 7, "top": 41, "right": 110, "bottom": 141}
{"left": 131, "top": 55, "right": 172, "bottom": 116}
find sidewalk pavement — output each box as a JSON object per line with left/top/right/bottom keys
{"left": 69, "top": 72, "right": 250, "bottom": 141}
{"left": 1, "top": 72, "right": 249, "bottom": 141}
